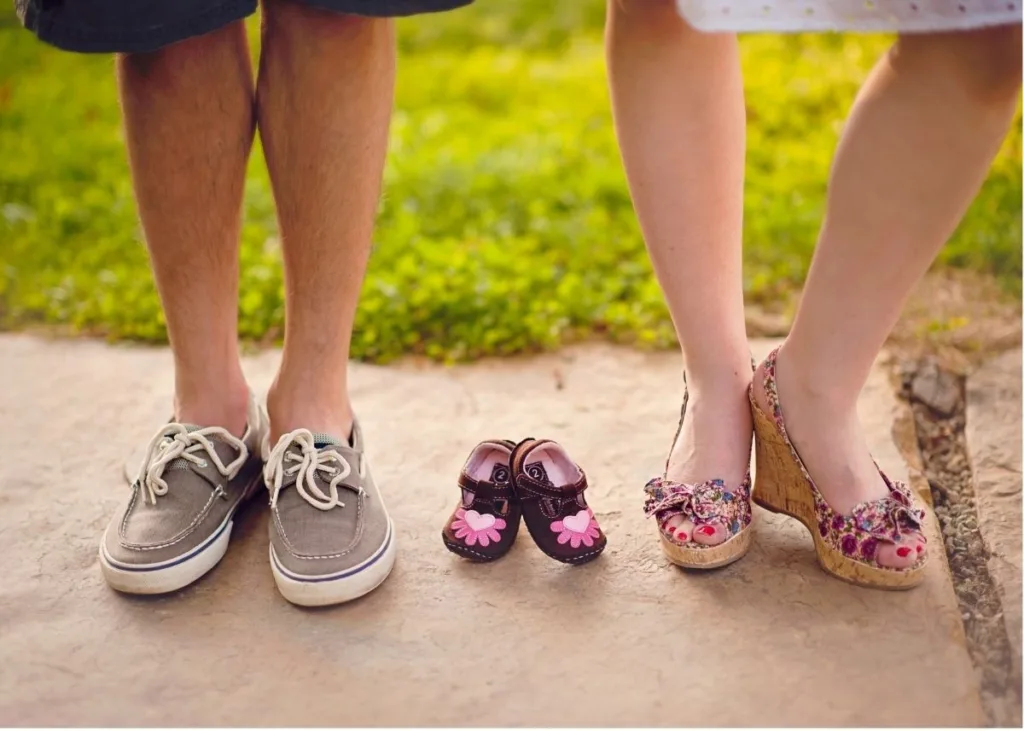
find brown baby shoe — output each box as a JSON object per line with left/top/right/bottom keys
{"left": 510, "top": 438, "right": 606, "bottom": 565}
{"left": 442, "top": 439, "right": 521, "bottom": 562}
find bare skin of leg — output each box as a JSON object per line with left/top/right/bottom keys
{"left": 257, "top": 0, "right": 395, "bottom": 442}
{"left": 754, "top": 26, "right": 1022, "bottom": 569}
{"left": 117, "top": 22, "right": 255, "bottom": 435}
{"left": 607, "top": 0, "right": 748, "bottom": 545}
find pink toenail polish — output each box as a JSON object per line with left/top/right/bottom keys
{"left": 700, "top": 525, "right": 716, "bottom": 536}
{"left": 897, "top": 546, "right": 911, "bottom": 557}
{"left": 916, "top": 545, "right": 924, "bottom": 553}
{"left": 677, "top": 532, "right": 687, "bottom": 540}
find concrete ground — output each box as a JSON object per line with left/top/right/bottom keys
{"left": 0, "top": 335, "right": 989, "bottom": 726}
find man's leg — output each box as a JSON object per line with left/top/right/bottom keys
{"left": 256, "top": 0, "right": 397, "bottom": 607}
{"left": 101, "top": 21, "right": 266, "bottom": 596}
{"left": 118, "top": 21, "right": 255, "bottom": 434}
{"left": 256, "top": 0, "right": 395, "bottom": 441}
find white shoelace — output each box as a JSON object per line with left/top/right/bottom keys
{"left": 137, "top": 424, "right": 248, "bottom": 505}
{"left": 264, "top": 429, "right": 365, "bottom": 512}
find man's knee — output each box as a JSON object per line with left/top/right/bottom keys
{"left": 262, "top": 0, "right": 385, "bottom": 42}
{"left": 118, "top": 21, "right": 245, "bottom": 83}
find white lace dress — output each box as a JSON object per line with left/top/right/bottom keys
{"left": 676, "top": 0, "right": 1022, "bottom": 32}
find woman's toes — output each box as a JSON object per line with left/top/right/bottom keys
{"left": 662, "top": 515, "right": 693, "bottom": 543}
{"left": 876, "top": 540, "right": 919, "bottom": 569}
{"left": 885, "top": 532, "right": 927, "bottom": 565}
{"left": 691, "top": 522, "right": 728, "bottom": 546}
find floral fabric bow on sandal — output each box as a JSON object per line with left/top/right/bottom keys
{"left": 644, "top": 477, "right": 752, "bottom": 538}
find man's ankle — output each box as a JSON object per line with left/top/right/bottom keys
{"left": 266, "top": 381, "right": 353, "bottom": 444}
{"left": 174, "top": 380, "right": 251, "bottom": 436}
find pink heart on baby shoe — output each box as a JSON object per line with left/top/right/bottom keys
{"left": 561, "top": 510, "right": 591, "bottom": 534}
{"left": 464, "top": 510, "right": 496, "bottom": 532}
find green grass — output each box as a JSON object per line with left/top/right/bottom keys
{"left": 1, "top": 2, "right": 1019, "bottom": 362}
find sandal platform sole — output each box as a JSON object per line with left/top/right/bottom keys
{"left": 657, "top": 528, "right": 751, "bottom": 569}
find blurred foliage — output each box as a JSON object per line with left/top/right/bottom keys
{"left": 0, "top": 1, "right": 1019, "bottom": 361}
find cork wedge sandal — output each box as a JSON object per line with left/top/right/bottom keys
{"left": 642, "top": 370, "right": 754, "bottom": 570}
{"left": 750, "top": 347, "right": 928, "bottom": 590}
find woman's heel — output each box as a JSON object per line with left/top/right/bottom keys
{"left": 749, "top": 389, "right": 816, "bottom": 528}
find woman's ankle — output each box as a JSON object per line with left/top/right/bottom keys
{"left": 682, "top": 351, "right": 753, "bottom": 398}
{"left": 772, "top": 342, "right": 861, "bottom": 415}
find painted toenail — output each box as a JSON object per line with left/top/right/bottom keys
{"left": 916, "top": 545, "right": 924, "bottom": 553}
{"left": 677, "top": 532, "right": 687, "bottom": 540}
{"left": 699, "top": 526, "right": 716, "bottom": 536}
{"left": 897, "top": 546, "right": 911, "bottom": 557}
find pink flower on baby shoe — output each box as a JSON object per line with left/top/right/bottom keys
{"left": 550, "top": 509, "right": 601, "bottom": 549}
{"left": 450, "top": 508, "right": 506, "bottom": 547}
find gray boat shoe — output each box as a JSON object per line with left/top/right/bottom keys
{"left": 262, "top": 420, "right": 396, "bottom": 607}
{"left": 100, "top": 395, "right": 267, "bottom": 594}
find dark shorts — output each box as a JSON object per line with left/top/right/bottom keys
{"left": 14, "top": 0, "right": 472, "bottom": 54}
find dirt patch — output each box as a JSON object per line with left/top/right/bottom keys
{"left": 889, "top": 270, "right": 1021, "bottom": 370}
{"left": 747, "top": 269, "right": 1020, "bottom": 363}
{"left": 898, "top": 358, "right": 1021, "bottom": 727}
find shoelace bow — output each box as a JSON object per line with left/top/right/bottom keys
{"left": 264, "top": 429, "right": 365, "bottom": 512}
{"left": 137, "top": 424, "right": 248, "bottom": 505}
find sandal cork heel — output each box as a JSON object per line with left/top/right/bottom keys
{"left": 750, "top": 402, "right": 816, "bottom": 525}
{"left": 750, "top": 347, "right": 928, "bottom": 591}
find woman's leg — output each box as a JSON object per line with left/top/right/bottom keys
{"left": 606, "top": 0, "right": 749, "bottom": 545}
{"left": 755, "top": 26, "right": 1022, "bottom": 568}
